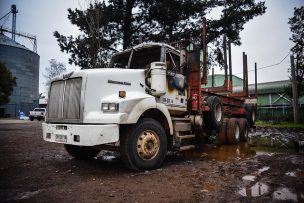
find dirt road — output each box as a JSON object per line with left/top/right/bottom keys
{"left": 0, "top": 120, "right": 303, "bottom": 202}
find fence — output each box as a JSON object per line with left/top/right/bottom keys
{"left": 257, "top": 105, "right": 304, "bottom": 123}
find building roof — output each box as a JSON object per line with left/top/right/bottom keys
{"left": 0, "top": 33, "right": 31, "bottom": 51}
{"left": 248, "top": 80, "right": 291, "bottom": 94}
{"left": 202, "top": 74, "right": 244, "bottom": 88}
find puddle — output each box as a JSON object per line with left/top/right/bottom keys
{"left": 180, "top": 139, "right": 302, "bottom": 162}
{"left": 242, "top": 175, "right": 256, "bottom": 182}
{"left": 258, "top": 166, "right": 270, "bottom": 174}
{"left": 253, "top": 146, "right": 299, "bottom": 155}
{"left": 272, "top": 188, "right": 297, "bottom": 201}
{"left": 100, "top": 155, "right": 117, "bottom": 161}
{"left": 290, "top": 156, "right": 304, "bottom": 165}
{"left": 285, "top": 169, "right": 304, "bottom": 177}
{"left": 182, "top": 143, "right": 256, "bottom": 161}
{"left": 285, "top": 171, "right": 296, "bottom": 177}
{"left": 238, "top": 182, "right": 269, "bottom": 197}
{"left": 95, "top": 151, "right": 120, "bottom": 162}
{"left": 14, "top": 189, "right": 45, "bottom": 201}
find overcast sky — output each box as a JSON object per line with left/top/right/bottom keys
{"left": 0, "top": 0, "right": 303, "bottom": 93}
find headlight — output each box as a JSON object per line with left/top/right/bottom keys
{"left": 101, "top": 103, "right": 119, "bottom": 112}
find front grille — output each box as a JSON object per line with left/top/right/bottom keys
{"left": 48, "top": 78, "right": 82, "bottom": 121}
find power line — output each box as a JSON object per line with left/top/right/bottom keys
{"left": 234, "top": 51, "right": 291, "bottom": 75}
{"left": 1, "top": 12, "right": 11, "bottom": 27}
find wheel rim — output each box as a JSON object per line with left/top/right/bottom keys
{"left": 214, "top": 103, "right": 222, "bottom": 122}
{"left": 235, "top": 125, "right": 240, "bottom": 140}
{"left": 137, "top": 130, "right": 160, "bottom": 160}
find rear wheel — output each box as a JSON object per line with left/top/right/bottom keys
{"left": 206, "top": 96, "right": 224, "bottom": 129}
{"left": 239, "top": 118, "right": 249, "bottom": 142}
{"left": 64, "top": 145, "right": 100, "bottom": 159}
{"left": 218, "top": 118, "right": 228, "bottom": 144}
{"left": 245, "top": 104, "right": 256, "bottom": 127}
{"left": 120, "top": 118, "right": 167, "bottom": 171}
{"left": 227, "top": 118, "right": 240, "bottom": 145}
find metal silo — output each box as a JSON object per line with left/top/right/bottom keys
{"left": 0, "top": 33, "right": 40, "bottom": 117}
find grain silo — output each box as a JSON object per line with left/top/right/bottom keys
{"left": 0, "top": 33, "right": 40, "bottom": 117}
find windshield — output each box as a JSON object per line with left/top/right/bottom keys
{"left": 34, "top": 109, "right": 45, "bottom": 112}
{"left": 109, "top": 51, "right": 130, "bottom": 68}
{"left": 109, "top": 46, "right": 162, "bottom": 69}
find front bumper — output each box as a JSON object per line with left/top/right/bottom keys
{"left": 42, "top": 123, "right": 119, "bottom": 146}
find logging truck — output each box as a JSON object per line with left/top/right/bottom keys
{"left": 42, "top": 19, "right": 257, "bottom": 171}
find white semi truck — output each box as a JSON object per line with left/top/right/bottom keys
{"left": 42, "top": 30, "right": 257, "bottom": 171}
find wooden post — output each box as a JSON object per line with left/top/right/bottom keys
{"left": 212, "top": 68, "right": 214, "bottom": 87}
{"left": 255, "top": 63, "right": 257, "bottom": 97}
{"left": 291, "top": 55, "right": 299, "bottom": 123}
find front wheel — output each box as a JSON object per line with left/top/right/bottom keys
{"left": 120, "top": 118, "right": 167, "bottom": 171}
{"left": 64, "top": 145, "right": 100, "bottom": 159}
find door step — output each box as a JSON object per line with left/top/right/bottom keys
{"left": 172, "top": 117, "right": 196, "bottom": 151}
{"left": 176, "top": 134, "right": 195, "bottom": 140}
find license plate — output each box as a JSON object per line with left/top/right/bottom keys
{"left": 55, "top": 134, "right": 67, "bottom": 143}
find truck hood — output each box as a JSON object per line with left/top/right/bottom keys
{"left": 81, "top": 68, "right": 148, "bottom": 123}
{"left": 47, "top": 68, "right": 152, "bottom": 124}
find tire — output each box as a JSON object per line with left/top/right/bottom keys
{"left": 29, "top": 116, "right": 34, "bottom": 121}
{"left": 206, "top": 96, "right": 224, "bottom": 129}
{"left": 239, "top": 118, "right": 249, "bottom": 142}
{"left": 120, "top": 118, "right": 167, "bottom": 171}
{"left": 226, "top": 118, "right": 240, "bottom": 145}
{"left": 218, "top": 118, "right": 228, "bottom": 144}
{"left": 64, "top": 144, "right": 100, "bottom": 159}
{"left": 245, "top": 104, "right": 256, "bottom": 127}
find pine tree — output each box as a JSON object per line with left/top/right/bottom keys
{"left": 54, "top": 0, "right": 266, "bottom": 69}
{"left": 0, "top": 62, "right": 16, "bottom": 106}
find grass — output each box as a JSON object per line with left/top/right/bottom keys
{"left": 256, "top": 121, "right": 304, "bottom": 129}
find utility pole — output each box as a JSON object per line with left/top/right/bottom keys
{"left": 291, "top": 55, "right": 299, "bottom": 123}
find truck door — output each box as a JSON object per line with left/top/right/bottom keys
{"left": 160, "top": 49, "right": 187, "bottom": 115}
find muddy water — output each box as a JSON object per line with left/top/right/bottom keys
{"left": 181, "top": 142, "right": 301, "bottom": 162}
{"left": 181, "top": 143, "right": 256, "bottom": 162}
{"left": 239, "top": 183, "right": 303, "bottom": 202}
{"left": 238, "top": 182, "right": 269, "bottom": 197}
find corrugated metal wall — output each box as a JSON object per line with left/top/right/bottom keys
{"left": 0, "top": 41, "right": 40, "bottom": 117}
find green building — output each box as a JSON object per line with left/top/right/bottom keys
{"left": 202, "top": 74, "right": 244, "bottom": 88}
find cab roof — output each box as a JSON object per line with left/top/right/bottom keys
{"left": 112, "top": 42, "right": 180, "bottom": 58}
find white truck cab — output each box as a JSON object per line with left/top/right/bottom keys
{"left": 42, "top": 43, "right": 191, "bottom": 170}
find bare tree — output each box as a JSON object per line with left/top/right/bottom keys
{"left": 43, "top": 59, "right": 67, "bottom": 86}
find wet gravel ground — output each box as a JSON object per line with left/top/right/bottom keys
{"left": 0, "top": 119, "right": 303, "bottom": 202}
